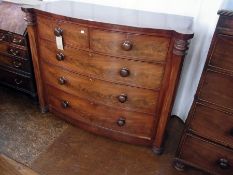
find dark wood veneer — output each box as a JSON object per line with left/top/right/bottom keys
{"left": 22, "top": 1, "right": 193, "bottom": 153}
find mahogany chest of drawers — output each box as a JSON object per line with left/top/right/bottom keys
{"left": 0, "top": 2, "right": 36, "bottom": 98}
{"left": 175, "top": 6, "right": 233, "bottom": 175}
{"left": 22, "top": 1, "right": 193, "bottom": 153}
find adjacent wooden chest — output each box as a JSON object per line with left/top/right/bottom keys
{"left": 175, "top": 7, "right": 233, "bottom": 175}
{"left": 0, "top": 2, "right": 36, "bottom": 98}
{"left": 22, "top": 1, "right": 193, "bottom": 153}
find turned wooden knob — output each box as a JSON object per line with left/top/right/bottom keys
{"left": 117, "top": 118, "right": 126, "bottom": 127}
{"left": 118, "top": 94, "right": 127, "bottom": 103}
{"left": 56, "top": 52, "right": 65, "bottom": 61}
{"left": 54, "top": 27, "right": 63, "bottom": 37}
{"left": 61, "top": 101, "right": 69, "bottom": 108}
{"left": 119, "top": 68, "right": 130, "bottom": 77}
{"left": 218, "top": 158, "right": 230, "bottom": 169}
{"left": 58, "top": 77, "right": 66, "bottom": 85}
{"left": 121, "top": 40, "right": 133, "bottom": 51}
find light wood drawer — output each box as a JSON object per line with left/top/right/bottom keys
{"left": 210, "top": 34, "right": 233, "bottom": 73}
{"left": 47, "top": 86, "right": 154, "bottom": 139}
{"left": 42, "top": 63, "right": 158, "bottom": 114}
{"left": 189, "top": 103, "right": 233, "bottom": 148}
{"left": 90, "top": 29, "right": 170, "bottom": 62}
{"left": 179, "top": 134, "right": 233, "bottom": 175}
{"left": 199, "top": 70, "right": 233, "bottom": 111}
{"left": 37, "top": 15, "right": 89, "bottom": 49}
{"left": 39, "top": 39, "right": 165, "bottom": 90}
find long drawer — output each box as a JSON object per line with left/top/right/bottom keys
{"left": 199, "top": 70, "right": 233, "bottom": 111}
{"left": 0, "top": 53, "right": 31, "bottom": 73}
{"left": 37, "top": 15, "right": 89, "bottom": 49}
{"left": 188, "top": 103, "right": 233, "bottom": 148}
{"left": 178, "top": 134, "right": 233, "bottom": 175}
{"left": 0, "top": 67, "right": 35, "bottom": 94}
{"left": 39, "top": 39, "right": 165, "bottom": 90}
{"left": 47, "top": 86, "right": 155, "bottom": 139}
{"left": 0, "top": 42, "right": 27, "bottom": 59}
{"left": 42, "top": 63, "right": 158, "bottom": 114}
{"left": 90, "top": 29, "right": 170, "bottom": 62}
{"left": 209, "top": 34, "right": 233, "bottom": 73}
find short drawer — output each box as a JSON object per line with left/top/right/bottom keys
{"left": 39, "top": 39, "right": 165, "bottom": 90}
{"left": 11, "top": 34, "right": 26, "bottom": 47}
{"left": 90, "top": 29, "right": 170, "bottom": 62}
{"left": 199, "top": 70, "right": 233, "bottom": 111}
{"left": 209, "top": 34, "right": 233, "bottom": 72}
{"left": 179, "top": 134, "right": 233, "bottom": 175}
{"left": 188, "top": 103, "right": 233, "bottom": 148}
{"left": 0, "top": 54, "right": 32, "bottom": 73}
{"left": 47, "top": 86, "right": 154, "bottom": 139}
{"left": 37, "top": 15, "right": 89, "bottom": 49}
{"left": 0, "top": 42, "right": 27, "bottom": 58}
{"left": 42, "top": 63, "right": 158, "bottom": 114}
{"left": 0, "top": 67, "right": 35, "bottom": 93}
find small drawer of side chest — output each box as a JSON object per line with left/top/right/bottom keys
{"left": 90, "top": 29, "right": 170, "bottom": 62}
{"left": 188, "top": 103, "right": 233, "bottom": 148}
{"left": 209, "top": 34, "right": 233, "bottom": 72}
{"left": 0, "top": 67, "right": 35, "bottom": 94}
{"left": 47, "top": 86, "right": 154, "bottom": 140}
{"left": 37, "top": 16, "right": 89, "bottom": 49}
{"left": 178, "top": 134, "right": 233, "bottom": 175}
{"left": 39, "top": 39, "right": 165, "bottom": 90}
{"left": 198, "top": 70, "right": 233, "bottom": 111}
{"left": 0, "top": 54, "right": 32, "bottom": 73}
{"left": 42, "top": 63, "right": 159, "bottom": 114}
{"left": 11, "top": 34, "right": 26, "bottom": 47}
{"left": 0, "top": 42, "right": 27, "bottom": 58}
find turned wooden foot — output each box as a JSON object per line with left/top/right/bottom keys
{"left": 40, "top": 106, "right": 49, "bottom": 113}
{"left": 152, "top": 146, "right": 164, "bottom": 155}
{"left": 174, "top": 160, "right": 185, "bottom": 171}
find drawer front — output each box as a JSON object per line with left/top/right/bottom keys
{"left": 189, "top": 103, "right": 233, "bottom": 148}
{"left": 179, "top": 134, "right": 233, "bottom": 175}
{"left": 199, "top": 70, "right": 233, "bottom": 110}
{"left": 47, "top": 86, "right": 154, "bottom": 139}
{"left": 39, "top": 40, "right": 165, "bottom": 90}
{"left": 210, "top": 34, "right": 233, "bottom": 72}
{"left": 11, "top": 34, "right": 26, "bottom": 47}
{"left": 37, "top": 16, "right": 89, "bottom": 49}
{"left": 0, "top": 42, "right": 27, "bottom": 58}
{"left": 0, "top": 68, "right": 34, "bottom": 93}
{"left": 90, "top": 29, "right": 170, "bottom": 62}
{"left": 0, "top": 31, "right": 10, "bottom": 42}
{"left": 42, "top": 63, "right": 158, "bottom": 114}
{"left": 0, "top": 54, "right": 31, "bottom": 73}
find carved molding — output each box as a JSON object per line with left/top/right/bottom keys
{"left": 23, "top": 11, "right": 36, "bottom": 26}
{"left": 218, "top": 10, "right": 233, "bottom": 17}
{"left": 173, "top": 39, "right": 190, "bottom": 56}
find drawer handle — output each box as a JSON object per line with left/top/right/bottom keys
{"left": 218, "top": 158, "right": 230, "bottom": 169}
{"left": 13, "top": 61, "right": 22, "bottom": 68}
{"left": 12, "top": 38, "right": 22, "bottom": 44}
{"left": 54, "top": 27, "right": 63, "bottom": 37}
{"left": 121, "top": 40, "right": 133, "bottom": 51}
{"left": 117, "top": 117, "right": 126, "bottom": 127}
{"left": 9, "top": 49, "right": 19, "bottom": 56}
{"left": 119, "top": 68, "right": 130, "bottom": 77}
{"left": 14, "top": 78, "right": 23, "bottom": 85}
{"left": 58, "top": 77, "right": 66, "bottom": 85}
{"left": 0, "top": 34, "right": 6, "bottom": 41}
{"left": 61, "top": 101, "right": 69, "bottom": 108}
{"left": 118, "top": 94, "right": 127, "bottom": 103}
{"left": 56, "top": 52, "right": 65, "bottom": 61}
